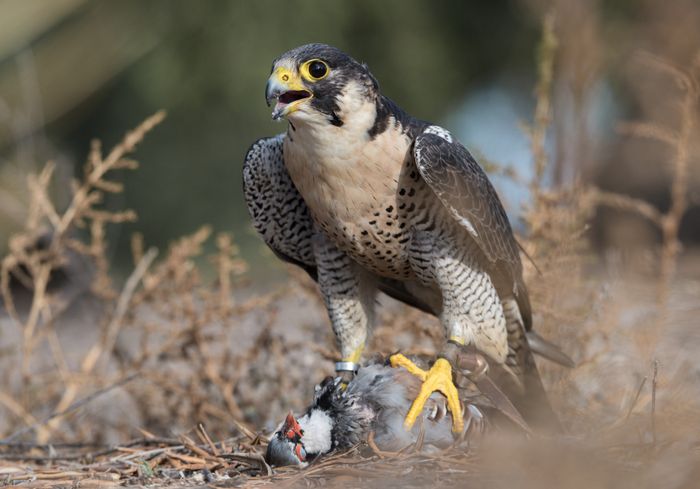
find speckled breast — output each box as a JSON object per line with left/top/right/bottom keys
{"left": 283, "top": 125, "right": 430, "bottom": 279}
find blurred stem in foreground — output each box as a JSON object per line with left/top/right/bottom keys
{"left": 529, "top": 11, "right": 557, "bottom": 195}
{"left": 656, "top": 53, "right": 699, "bottom": 309}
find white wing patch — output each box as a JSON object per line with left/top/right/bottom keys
{"left": 416, "top": 127, "right": 479, "bottom": 239}
{"left": 423, "top": 125, "right": 453, "bottom": 143}
{"left": 458, "top": 215, "right": 479, "bottom": 237}
{"left": 298, "top": 409, "right": 333, "bottom": 454}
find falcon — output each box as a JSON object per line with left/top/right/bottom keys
{"left": 243, "top": 44, "right": 572, "bottom": 432}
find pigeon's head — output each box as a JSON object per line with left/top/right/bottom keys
{"left": 265, "top": 411, "right": 308, "bottom": 467}
{"left": 266, "top": 378, "right": 341, "bottom": 467}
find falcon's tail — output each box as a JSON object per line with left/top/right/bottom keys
{"left": 517, "top": 351, "right": 562, "bottom": 434}
{"left": 500, "top": 299, "right": 563, "bottom": 434}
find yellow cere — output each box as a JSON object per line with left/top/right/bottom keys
{"left": 273, "top": 66, "right": 306, "bottom": 91}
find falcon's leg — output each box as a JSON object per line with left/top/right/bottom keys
{"left": 432, "top": 252, "right": 508, "bottom": 363}
{"left": 403, "top": 233, "right": 508, "bottom": 431}
{"left": 314, "top": 233, "right": 375, "bottom": 378}
{"left": 501, "top": 297, "right": 528, "bottom": 390}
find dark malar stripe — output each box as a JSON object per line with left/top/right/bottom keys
{"left": 368, "top": 95, "right": 428, "bottom": 140}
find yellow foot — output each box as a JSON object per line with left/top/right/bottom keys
{"left": 390, "top": 353, "right": 464, "bottom": 433}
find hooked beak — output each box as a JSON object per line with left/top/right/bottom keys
{"left": 265, "top": 67, "right": 312, "bottom": 120}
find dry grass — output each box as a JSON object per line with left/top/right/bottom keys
{"left": 600, "top": 51, "right": 700, "bottom": 309}
{"left": 0, "top": 14, "right": 699, "bottom": 489}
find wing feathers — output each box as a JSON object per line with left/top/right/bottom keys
{"left": 413, "top": 128, "right": 523, "bottom": 286}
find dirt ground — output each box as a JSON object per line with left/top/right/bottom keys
{"left": 1, "top": 256, "right": 699, "bottom": 487}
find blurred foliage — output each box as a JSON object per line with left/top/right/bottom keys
{"left": 0, "top": 0, "right": 541, "bottom": 268}
{"left": 1, "top": 5, "right": 699, "bottom": 482}
{"left": 0, "top": 0, "right": 699, "bottom": 270}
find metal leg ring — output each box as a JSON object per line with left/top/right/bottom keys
{"left": 335, "top": 361, "right": 359, "bottom": 373}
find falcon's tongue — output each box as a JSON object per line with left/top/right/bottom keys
{"left": 278, "top": 90, "right": 310, "bottom": 104}
{"left": 272, "top": 90, "right": 312, "bottom": 120}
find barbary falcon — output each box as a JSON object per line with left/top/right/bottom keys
{"left": 243, "top": 44, "right": 572, "bottom": 432}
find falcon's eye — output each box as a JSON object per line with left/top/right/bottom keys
{"left": 309, "top": 61, "right": 327, "bottom": 79}
{"left": 301, "top": 59, "right": 329, "bottom": 81}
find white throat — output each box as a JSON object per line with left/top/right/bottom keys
{"left": 334, "top": 79, "right": 377, "bottom": 133}
{"left": 287, "top": 79, "right": 376, "bottom": 144}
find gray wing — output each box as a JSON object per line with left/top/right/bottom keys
{"left": 413, "top": 129, "right": 530, "bottom": 316}
{"left": 243, "top": 134, "right": 316, "bottom": 274}
{"left": 413, "top": 131, "right": 521, "bottom": 274}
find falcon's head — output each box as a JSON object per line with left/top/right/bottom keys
{"left": 265, "top": 44, "right": 378, "bottom": 127}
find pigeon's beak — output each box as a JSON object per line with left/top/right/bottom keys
{"left": 282, "top": 411, "right": 304, "bottom": 442}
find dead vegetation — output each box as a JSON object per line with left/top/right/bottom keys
{"left": 0, "top": 13, "right": 699, "bottom": 489}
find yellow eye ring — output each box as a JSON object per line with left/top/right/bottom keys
{"left": 300, "top": 59, "right": 330, "bottom": 81}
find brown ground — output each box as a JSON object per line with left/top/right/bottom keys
{"left": 0, "top": 257, "right": 699, "bottom": 488}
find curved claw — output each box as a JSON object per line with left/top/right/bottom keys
{"left": 464, "top": 404, "right": 485, "bottom": 435}
{"left": 390, "top": 354, "right": 464, "bottom": 433}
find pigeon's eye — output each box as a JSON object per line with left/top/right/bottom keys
{"left": 302, "top": 59, "right": 329, "bottom": 81}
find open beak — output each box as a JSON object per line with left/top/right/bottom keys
{"left": 282, "top": 411, "right": 304, "bottom": 441}
{"left": 265, "top": 67, "right": 312, "bottom": 120}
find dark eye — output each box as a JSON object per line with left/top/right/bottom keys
{"left": 308, "top": 60, "right": 328, "bottom": 79}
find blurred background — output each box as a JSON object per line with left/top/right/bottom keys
{"left": 1, "top": 0, "right": 698, "bottom": 276}
{"left": 0, "top": 3, "right": 699, "bottom": 483}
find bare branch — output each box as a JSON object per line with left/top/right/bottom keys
{"left": 592, "top": 188, "right": 664, "bottom": 227}
{"left": 617, "top": 121, "right": 679, "bottom": 147}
